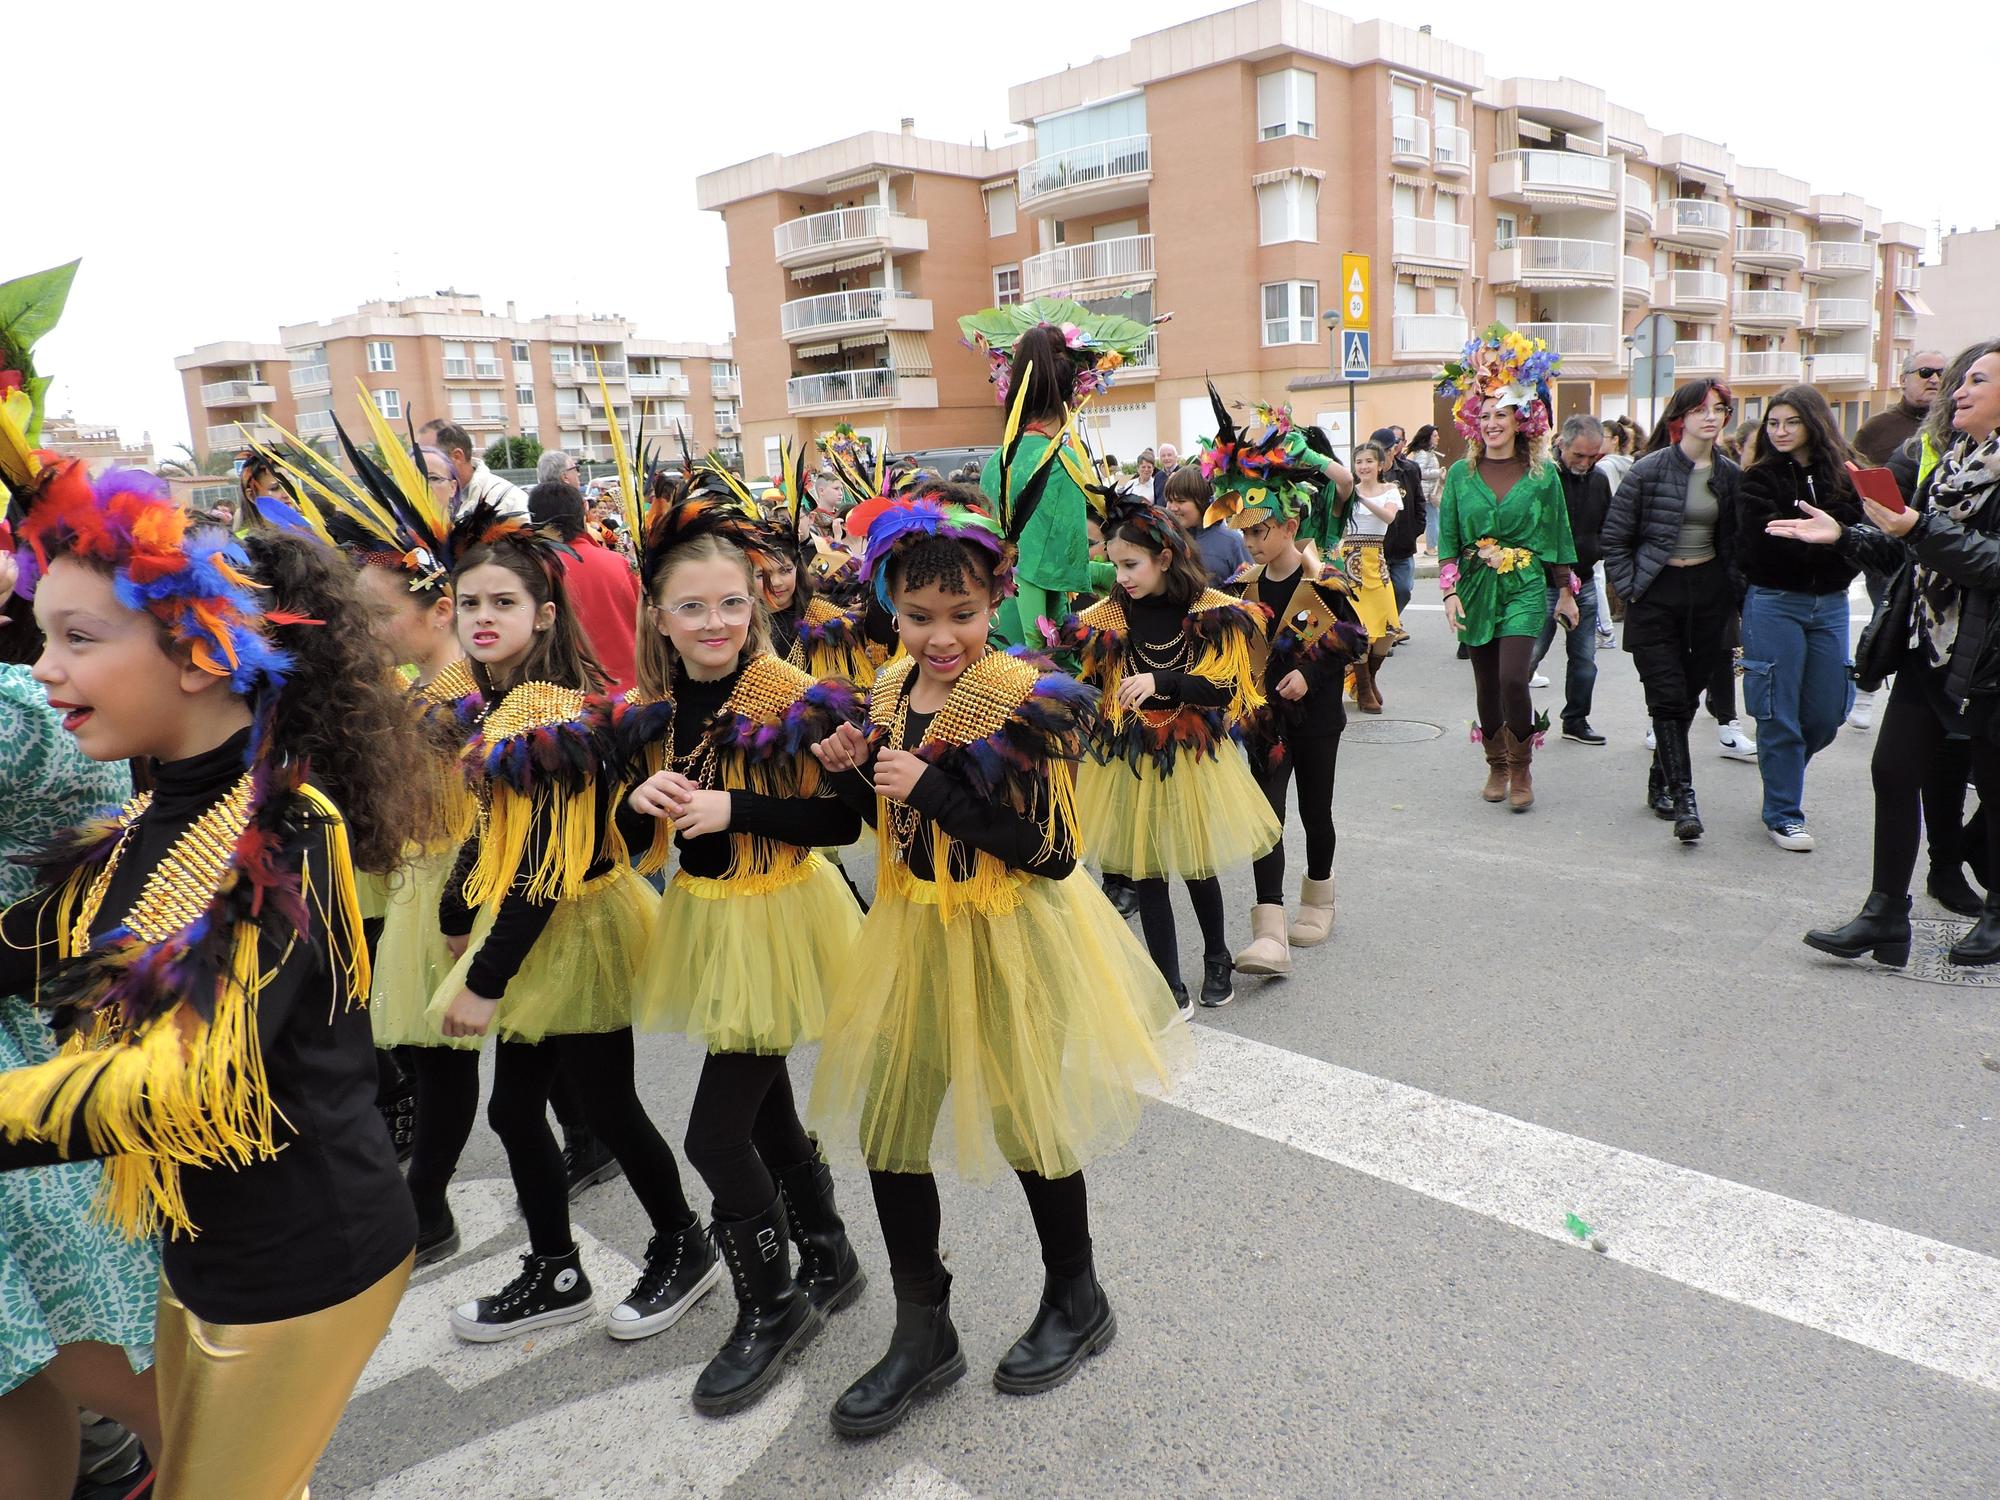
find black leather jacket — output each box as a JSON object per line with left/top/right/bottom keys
{"left": 1602, "top": 445, "right": 1742, "bottom": 605}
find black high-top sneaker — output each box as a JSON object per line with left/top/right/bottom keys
{"left": 1198, "top": 953, "right": 1235, "bottom": 1009}
{"left": 562, "top": 1131, "right": 622, "bottom": 1201}
{"left": 609, "top": 1219, "right": 721, "bottom": 1341}
{"left": 449, "top": 1247, "right": 593, "bottom": 1343}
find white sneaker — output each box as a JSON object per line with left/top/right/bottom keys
{"left": 1644, "top": 726, "right": 1656, "bottom": 750}
{"left": 1718, "top": 721, "right": 1758, "bottom": 760}
{"left": 1768, "top": 823, "right": 1815, "bottom": 852}
{"left": 1596, "top": 625, "right": 1615, "bottom": 645}
{"left": 1847, "top": 694, "right": 1875, "bottom": 731}
{"left": 1529, "top": 672, "right": 1551, "bottom": 689}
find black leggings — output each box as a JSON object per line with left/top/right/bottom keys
{"left": 1466, "top": 635, "right": 1538, "bottom": 739}
{"left": 1252, "top": 731, "right": 1341, "bottom": 904}
{"left": 488, "top": 1029, "right": 694, "bottom": 1255}
{"left": 1624, "top": 560, "right": 1731, "bottom": 724}
{"left": 1869, "top": 670, "right": 1990, "bottom": 896}
{"left": 869, "top": 1168, "right": 1091, "bottom": 1305}
{"left": 1135, "top": 876, "right": 1227, "bottom": 992}
{"left": 405, "top": 1046, "right": 483, "bottom": 1222}
{"left": 683, "top": 1051, "right": 818, "bottom": 1221}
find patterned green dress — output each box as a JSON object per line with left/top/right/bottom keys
{"left": 980, "top": 432, "right": 1093, "bottom": 647}
{"left": 0, "top": 664, "right": 157, "bottom": 1393}
{"left": 1436, "top": 458, "right": 1577, "bottom": 647}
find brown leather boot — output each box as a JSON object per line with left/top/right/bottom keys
{"left": 1503, "top": 727, "right": 1535, "bottom": 812}
{"left": 1480, "top": 734, "right": 1509, "bottom": 802}
{"left": 1354, "top": 651, "right": 1383, "bottom": 713}
{"left": 1365, "top": 641, "right": 1390, "bottom": 711}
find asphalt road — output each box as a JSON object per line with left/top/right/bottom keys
{"left": 322, "top": 573, "right": 2000, "bottom": 1499}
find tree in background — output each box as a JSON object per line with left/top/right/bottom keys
{"left": 156, "top": 441, "right": 238, "bottom": 478}
{"left": 484, "top": 435, "right": 544, "bottom": 470}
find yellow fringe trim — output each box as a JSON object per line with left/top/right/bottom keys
{"left": 1187, "top": 619, "right": 1267, "bottom": 726}
{"left": 465, "top": 781, "right": 600, "bottom": 907}
{"left": 671, "top": 854, "right": 821, "bottom": 901}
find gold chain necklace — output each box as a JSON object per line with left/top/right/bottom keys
{"left": 68, "top": 771, "right": 257, "bottom": 953}
{"left": 885, "top": 690, "right": 924, "bottom": 863}
{"left": 1129, "top": 626, "right": 1192, "bottom": 673}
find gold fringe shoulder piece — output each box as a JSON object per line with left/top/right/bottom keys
{"left": 482, "top": 680, "right": 592, "bottom": 742}
{"left": 419, "top": 657, "right": 480, "bottom": 707}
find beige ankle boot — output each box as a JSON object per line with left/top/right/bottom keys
{"left": 1288, "top": 876, "right": 1336, "bottom": 947}
{"left": 1234, "top": 903, "right": 1292, "bottom": 976}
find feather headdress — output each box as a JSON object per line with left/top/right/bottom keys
{"left": 859, "top": 495, "right": 1012, "bottom": 612}
{"left": 638, "top": 456, "right": 774, "bottom": 599}
{"left": 1435, "top": 323, "right": 1561, "bottom": 441}
{"left": 1194, "top": 382, "right": 1335, "bottom": 529}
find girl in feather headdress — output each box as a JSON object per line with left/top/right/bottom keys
{"left": 1048, "top": 492, "right": 1282, "bottom": 1013}
{"left": 424, "top": 506, "right": 706, "bottom": 1351}
{"left": 614, "top": 470, "right": 868, "bottom": 1416}
{"left": 0, "top": 455, "right": 441, "bottom": 1499}
{"left": 806, "top": 482, "right": 1190, "bottom": 1438}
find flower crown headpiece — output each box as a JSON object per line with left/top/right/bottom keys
{"left": 958, "top": 299, "right": 1159, "bottom": 408}
{"left": 15, "top": 458, "right": 296, "bottom": 694}
{"left": 1194, "top": 382, "right": 1333, "bottom": 529}
{"left": 859, "top": 494, "right": 1013, "bottom": 612}
{"left": 1435, "top": 323, "right": 1561, "bottom": 441}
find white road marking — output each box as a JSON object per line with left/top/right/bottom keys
{"left": 409, "top": 1177, "right": 522, "bottom": 1275}
{"left": 357, "top": 1224, "right": 644, "bottom": 1397}
{"left": 864, "top": 1463, "right": 984, "bottom": 1499}
{"left": 1164, "top": 1027, "right": 2000, "bottom": 1393}
{"left": 349, "top": 1363, "right": 803, "bottom": 1499}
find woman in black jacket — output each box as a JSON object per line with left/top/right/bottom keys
{"left": 1733, "top": 386, "right": 1863, "bottom": 852}
{"left": 1601, "top": 379, "right": 1741, "bottom": 842}
{"left": 1770, "top": 338, "right": 2000, "bottom": 965}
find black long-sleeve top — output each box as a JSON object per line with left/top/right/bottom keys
{"left": 619, "top": 664, "right": 861, "bottom": 878}
{"left": 0, "top": 733, "right": 414, "bottom": 1322}
{"left": 1251, "top": 565, "right": 1349, "bottom": 740}
{"left": 1733, "top": 457, "right": 1864, "bottom": 595}
{"left": 1123, "top": 592, "right": 1230, "bottom": 709}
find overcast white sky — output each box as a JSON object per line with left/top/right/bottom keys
{"left": 19, "top": 0, "right": 1992, "bottom": 454}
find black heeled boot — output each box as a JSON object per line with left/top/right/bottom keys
{"left": 1646, "top": 754, "right": 1674, "bottom": 820}
{"left": 992, "top": 1267, "right": 1117, "bottom": 1395}
{"left": 692, "top": 1196, "right": 823, "bottom": 1416}
{"left": 1927, "top": 861, "right": 1984, "bottom": 918}
{"left": 1804, "top": 892, "right": 1912, "bottom": 967}
{"left": 1948, "top": 895, "right": 2000, "bottom": 967}
{"left": 1653, "top": 721, "right": 1702, "bottom": 842}
{"left": 830, "top": 1277, "right": 966, "bottom": 1437}
{"left": 776, "top": 1155, "right": 867, "bottom": 1315}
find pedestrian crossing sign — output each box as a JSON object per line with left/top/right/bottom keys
{"left": 1341, "top": 329, "right": 1371, "bottom": 382}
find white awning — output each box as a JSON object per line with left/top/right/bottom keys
{"left": 796, "top": 340, "right": 842, "bottom": 359}
{"left": 1389, "top": 172, "right": 1428, "bottom": 192}
{"left": 1434, "top": 182, "right": 1470, "bottom": 198}
{"left": 840, "top": 332, "right": 888, "bottom": 352}
{"left": 832, "top": 251, "right": 884, "bottom": 273}
{"left": 823, "top": 169, "right": 887, "bottom": 193}
{"left": 1249, "top": 166, "right": 1326, "bottom": 187}
{"left": 887, "top": 331, "right": 933, "bottom": 375}
{"left": 1896, "top": 289, "right": 1934, "bottom": 317}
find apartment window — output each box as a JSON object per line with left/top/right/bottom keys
{"left": 511, "top": 341, "right": 530, "bottom": 363}
{"left": 1262, "top": 280, "right": 1318, "bottom": 346}
{"left": 764, "top": 437, "right": 784, "bottom": 476}
{"left": 555, "top": 392, "right": 581, "bottom": 421}
{"left": 516, "top": 385, "right": 535, "bottom": 406}
{"left": 474, "top": 344, "right": 501, "bottom": 379}
{"left": 1257, "top": 174, "right": 1319, "bottom": 245}
{"left": 443, "top": 341, "right": 469, "bottom": 378}
{"left": 517, "top": 407, "right": 538, "bottom": 433}
{"left": 551, "top": 345, "right": 575, "bottom": 376}
{"left": 479, "top": 390, "right": 503, "bottom": 419}
{"left": 1434, "top": 92, "right": 1461, "bottom": 134}
{"left": 373, "top": 388, "right": 402, "bottom": 419}
{"left": 1257, "top": 68, "right": 1316, "bottom": 140}
{"left": 449, "top": 390, "right": 475, "bottom": 420}
{"left": 1494, "top": 213, "right": 1518, "bottom": 249}
{"left": 986, "top": 185, "right": 1017, "bottom": 238}
{"left": 993, "top": 265, "right": 1022, "bottom": 305}
{"left": 366, "top": 340, "right": 395, "bottom": 373}
{"left": 1393, "top": 281, "right": 1419, "bottom": 315}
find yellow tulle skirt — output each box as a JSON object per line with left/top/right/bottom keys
{"left": 372, "top": 847, "right": 477, "bottom": 1049}
{"left": 807, "top": 867, "right": 1194, "bottom": 1182}
{"left": 1078, "top": 745, "right": 1281, "bottom": 880}
{"left": 1341, "top": 541, "right": 1402, "bottom": 642}
{"left": 633, "top": 855, "right": 862, "bottom": 1054}
{"left": 355, "top": 870, "right": 390, "bottom": 925}
{"left": 426, "top": 863, "right": 658, "bottom": 1042}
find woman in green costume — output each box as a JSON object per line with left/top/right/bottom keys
{"left": 1435, "top": 325, "right": 1578, "bottom": 812}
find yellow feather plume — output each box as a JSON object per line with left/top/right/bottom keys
{"left": 351, "top": 379, "right": 449, "bottom": 546}
{"left": 594, "top": 358, "right": 643, "bottom": 561}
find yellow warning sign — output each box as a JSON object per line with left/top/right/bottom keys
{"left": 1340, "top": 253, "right": 1371, "bottom": 329}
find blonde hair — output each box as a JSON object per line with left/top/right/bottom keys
{"left": 633, "top": 533, "right": 772, "bottom": 700}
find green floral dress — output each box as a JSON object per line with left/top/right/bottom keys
{"left": 0, "top": 664, "right": 157, "bottom": 1394}
{"left": 1437, "top": 459, "right": 1576, "bottom": 647}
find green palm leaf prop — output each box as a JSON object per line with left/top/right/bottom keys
{"left": 0, "top": 259, "right": 81, "bottom": 446}
{"left": 957, "top": 298, "right": 1152, "bottom": 359}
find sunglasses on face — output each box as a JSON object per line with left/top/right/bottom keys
{"left": 1912, "top": 367, "right": 1945, "bottom": 380}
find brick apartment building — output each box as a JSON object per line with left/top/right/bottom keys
{"left": 697, "top": 0, "right": 1930, "bottom": 474}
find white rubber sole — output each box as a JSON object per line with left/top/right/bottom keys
{"left": 607, "top": 1259, "right": 723, "bottom": 1341}
{"left": 449, "top": 1297, "right": 593, "bottom": 1344}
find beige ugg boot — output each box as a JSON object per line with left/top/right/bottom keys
{"left": 1288, "top": 876, "right": 1336, "bottom": 947}
{"left": 1234, "top": 903, "right": 1292, "bottom": 976}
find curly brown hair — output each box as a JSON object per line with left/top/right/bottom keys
{"left": 243, "top": 532, "right": 446, "bottom": 875}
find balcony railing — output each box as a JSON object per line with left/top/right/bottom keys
{"left": 1490, "top": 149, "right": 1615, "bottom": 202}
{"left": 200, "top": 379, "right": 275, "bottom": 406}
{"left": 571, "top": 361, "right": 628, "bottom": 383}
{"left": 1623, "top": 257, "right": 1652, "bottom": 303}
{"left": 1732, "top": 350, "right": 1803, "bottom": 383}
{"left": 1389, "top": 114, "right": 1431, "bottom": 164}
{"left": 1809, "top": 241, "right": 1872, "bottom": 275}
{"left": 1896, "top": 266, "right": 1922, "bottom": 292}
{"left": 1391, "top": 216, "right": 1471, "bottom": 266}
{"left": 1655, "top": 269, "right": 1729, "bottom": 309}
{"left": 1812, "top": 352, "right": 1871, "bottom": 382}
{"left": 1017, "top": 134, "right": 1151, "bottom": 207}
{"left": 1733, "top": 289, "right": 1806, "bottom": 323}
{"left": 1893, "top": 312, "right": 1918, "bottom": 341}
{"left": 628, "top": 373, "right": 690, "bottom": 397}
{"left": 710, "top": 374, "right": 741, "bottom": 396}
{"left": 1433, "top": 123, "right": 1471, "bottom": 174}
{"left": 1519, "top": 322, "right": 1616, "bottom": 360}
{"left": 1665, "top": 199, "right": 1731, "bottom": 240}
{"left": 287, "top": 364, "right": 330, "bottom": 394}
{"left": 787, "top": 367, "right": 899, "bottom": 409}
{"left": 1672, "top": 340, "right": 1725, "bottom": 374}
{"left": 205, "top": 422, "right": 279, "bottom": 451}
{"left": 1123, "top": 331, "right": 1160, "bottom": 374}
{"left": 715, "top": 415, "right": 741, "bottom": 436}
{"left": 1735, "top": 226, "right": 1807, "bottom": 265}
{"left": 1624, "top": 176, "right": 1654, "bottom": 231}
{"left": 295, "top": 410, "right": 336, "bottom": 437}
{"left": 1807, "top": 298, "right": 1872, "bottom": 331}
{"left": 772, "top": 206, "right": 927, "bottom": 265}
{"left": 1393, "top": 313, "right": 1471, "bottom": 359}
{"left": 1021, "top": 233, "right": 1154, "bottom": 298}
{"left": 781, "top": 286, "right": 901, "bottom": 335}
{"left": 1492, "top": 236, "right": 1617, "bottom": 282}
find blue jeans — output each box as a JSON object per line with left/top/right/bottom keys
{"left": 1386, "top": 554, "right": 1414, "bottom": 615}
{"left": 1739, "top": 586, "right": 1855, "bottom": 829}
{"left": 1424, "top": 504, "right": 1440, "bottom": 554}
{"left": 1531, "top": 575, "right": 1600, "bottom": 725}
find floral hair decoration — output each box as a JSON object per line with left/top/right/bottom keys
{"left": 1435, "top": 323, "right": 1562, "bottom": 442}
{"left": 958, "top": 298, "right": 1159, "bottom": 407}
